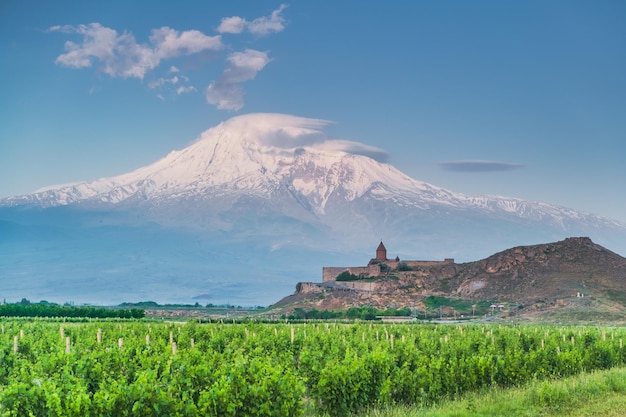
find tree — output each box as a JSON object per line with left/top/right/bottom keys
{"left": 397, "top": 262, "right": 411, "bottom": 271}
{"left": 336, "top": 271, "right": 359, "bottom": 281}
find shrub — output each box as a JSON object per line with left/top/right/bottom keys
{"left": 397, "top": 262, "right": 412, "bottom": 271}
{"left": 336, "top": 271, "right": 360, "bottom": 281}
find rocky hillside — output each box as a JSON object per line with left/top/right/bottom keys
{"left": 270, "top": 237, "right": 626, "bottom": 322}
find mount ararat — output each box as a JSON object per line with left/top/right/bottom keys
{"left": 1, "top": 113, "right": 625, "bottom": 305}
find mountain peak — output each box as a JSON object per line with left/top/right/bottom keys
{"left": 190, "top": 113, "right": 390, "bottom": 163}
{"left": 0, "top": 113, "right": 414, "bottom": 209}
{"left": 204, "top": 113, "right": 333, "bottom": 149}
{"left": 1, "top": 113, "right": 625, "bottom": 251}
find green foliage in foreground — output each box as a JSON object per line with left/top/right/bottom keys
{"left": 0, "top": 303, "right": 144, "bottom": 319}
{"left": 287, "top": 306, "right": 411, "bottom": 320}
{"left": 353, "top": 366, "right": 626, "bottom": 417}
{"left": 0, "top": 321, "right": 625, "bottom": 416}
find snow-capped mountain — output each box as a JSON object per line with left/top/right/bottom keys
{"left": 1, "top": 113, "right": 625, "bottom": 305}
{"left": 3, "top": 114, "right": 446, "bottom": 212}
{"left": 4, "top": 113, "right": 621, "bottom": 229}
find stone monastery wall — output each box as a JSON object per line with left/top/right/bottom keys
{"left": 386, "top": 258, "right": 455, "bottom": 269}
{"left": 322, "top": 241, "right": 454, "bottom": 282}
{"left": 322, "top": 265, "right": 381, "bottom": 282}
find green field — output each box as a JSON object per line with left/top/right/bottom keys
{"left": 357, "top": 366, "right": 626, "bottom": 417}
{"left": 1, "top": 319, "right": 625, "bottom": 416}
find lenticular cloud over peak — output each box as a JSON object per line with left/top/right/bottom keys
{"left": 205, "top": 113, "right": 332, "bottom": 146}
{"left": 203, "top": 113, "right": 388, "bottom": 160}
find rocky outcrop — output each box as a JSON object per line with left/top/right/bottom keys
{"left": 276, "top": 237, "right": 626, "bottom": 315}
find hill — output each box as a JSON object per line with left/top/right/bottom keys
{"left": 270, "top": 237, "right": 626, "bottom": 323}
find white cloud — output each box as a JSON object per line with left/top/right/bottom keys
{"left": 177, "top": 85, "right": 197, "bottom": 95}
{"left": 148, "top": 75, "right": 179, "bottom": 89}
{"left": 217, "top": 4, "right": 287, "bottom": 36}
{"left": 206, "top": 81, "right": 243, "bottom": 111}
{"left": 149, "top": 71, "right": 197, "bottom": 97}
{"left": 217, "top": 16, "right": 247, "bottom": 34}
{"left": 206, "top": 49, "right": 271, "bottom": 110}
{"left": 50, "top": 6, "right": 288, "bottom": 110}
{"left": 321, "top": 141, "right": 390, "bottom": 162}
{"left": 52, "top": 23, "right": 121, "bottom": 70}
{"left": 150, "top": 27, "right": 222, "bottom": 59}
{"left": 214, "top": 113, "right": 390, "bottom": 161}
{"left": 50, "top": 23, "right": 223, "bottom": 79}
{"left": 226, "top": 49, "right": 272, "bottom": 81}
{"left": 248, "top": 4, "right": 288, "bottom": 35}
{"left": 112, "top": 33, "right": 159, "bottom": 78}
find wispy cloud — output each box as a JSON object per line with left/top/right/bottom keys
{"left": 148, "top": 75, "right": 178, "bottom": 89}
{"left": 206, "top": 49, "right": 271, "bottom": 110}
{"left": 218, "top": 113, "right": 390, "bottom": 162}
{"left": 439, "top": 160, "right": 525, "bottom": 172}
{"left": 337, "top": 142, "right": 389, "bottom": 163}
{"left": 217, "top": 4, "right": 287, "bottom": 36}
{"left": 176, "top": 85, "right": 197, "bottom": 95}
{"left": 150, "top": 27, "right": 222, "bottom": 59}
{"left": 148, "top": 66, "right": 198, "bottom": 97}
{"left": 49, "top": 23, "right": 222, "bottom": 79}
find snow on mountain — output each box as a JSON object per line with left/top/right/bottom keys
{"left": 2, "top": 113, "right": 625, "bottom": 305}
{"left": 5, "top": 114, "right": 433, "bottom": 208}
{"left": 4, "top": 112, "right": 621, "bottom": 232}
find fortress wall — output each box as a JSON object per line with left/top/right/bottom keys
{"left": 404, "top": 261, "right": 442, "bottom": 267}
{"left": 401, "top": 259, "right": 455, "bottom": 267}
{"left": 323, "top": 267, "right": 348, "bottom": 282}
{"left": 368, "top": 264, "right": 381, "bottom": 276}
{"left": 347, "top": 267, "right": 373, "bottom": 277}
{"left": 322, "top": 266, "right": 377, "bottom": 282}
{"left": 323, "top": 258, "right": 454, "bottom": 282}
{"left": 322, "top": 242, "right": 455, "bottom": 284}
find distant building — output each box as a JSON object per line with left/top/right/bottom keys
{"left": 322, "top": 241, "right": 454, "bottom": 282}
{"left": 376, "top": 241, "right": 387, "bottom": 261}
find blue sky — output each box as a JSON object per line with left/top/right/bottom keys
{"left": 1, "top": 1, "right": 625, "bottom": 223}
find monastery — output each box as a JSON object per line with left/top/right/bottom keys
{"left": 322, "top": 241, "right": 454, "bottom": 282}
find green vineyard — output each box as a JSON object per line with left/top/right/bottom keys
{"left": 1, "top": 320, "right": 625, "bottom": 416}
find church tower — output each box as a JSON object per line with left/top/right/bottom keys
{"left": 376, "top": 241, "right": 388, "bottom": 261}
